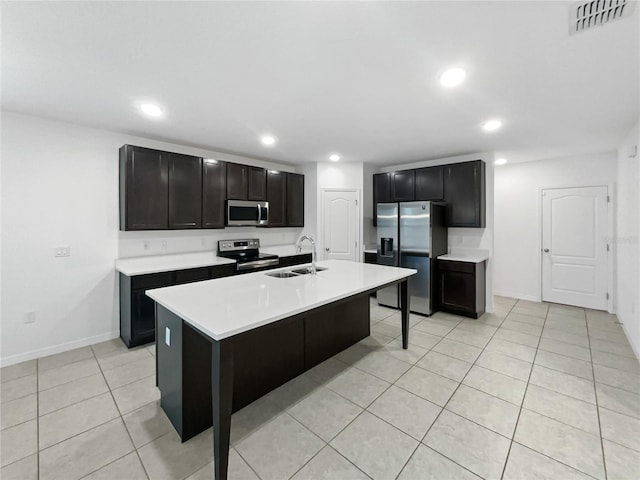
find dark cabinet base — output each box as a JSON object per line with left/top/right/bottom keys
{"left": 120, "top": 264, "right": 235, "bottom": 348}
{"left": 156, "top": 294, "right": 370, "bottom": 441}
{"left": 121, "top": 256, "right": 314, "bottom": 349}
{"left": 439, "top": 260, "right": 486, "bottom": 318}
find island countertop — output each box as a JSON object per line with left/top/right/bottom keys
{"left": 146, "top": 260, "right": 416, "bottom": 341}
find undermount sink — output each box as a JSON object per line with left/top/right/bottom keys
{"left": 266, "top": 266, "right": 327, "bottom": 278}
{"left": 265, "top": 271, "right": 300, "bottom": 278}
{"left": 291, "top": 266, "right": 327, "bottom": 275}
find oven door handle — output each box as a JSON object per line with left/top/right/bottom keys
{"left": 236, "top": 258, "right": 279, "bottom": 271}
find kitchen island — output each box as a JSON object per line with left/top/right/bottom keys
{"left": 147, "top": 259, "right": 416, "bottom": 480}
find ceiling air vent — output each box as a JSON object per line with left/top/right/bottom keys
{"left": 570, "top": 0, "right": 635, "bottom": 34}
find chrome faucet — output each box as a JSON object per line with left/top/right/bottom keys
{"left": 295, "top": 235, "right": 317, "bottom": 274}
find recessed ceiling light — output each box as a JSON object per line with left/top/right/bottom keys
{"left": 260, "top": 135, "right": 276, "bottom": 146}
{"left": 139, "top": 103, "right": 163, "bottom": 117}
{"left": 494, "top": 158, "right": 508, "bottom": 165}
{"left": 329, "top": 154, "right": 340, "bottom": 162}
{"left": 482, "top": 119, "right": 503, "bottom": 132}
{"left": 439, "top": 67, "right": 466, "bottom": 87}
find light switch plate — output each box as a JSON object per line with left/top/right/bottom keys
{"left": 165, "top": 327, "right": 171, "bottom": 346}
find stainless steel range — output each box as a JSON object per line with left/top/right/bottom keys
{"left": 217, "top": 239, "right": 279, "bottom": 272}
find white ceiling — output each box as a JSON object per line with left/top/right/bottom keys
{"left": 2, "top": 1, "right": 638, "bottom": 166}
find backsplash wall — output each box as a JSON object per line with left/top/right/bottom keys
{"left": 118, "top": 227, "right": 305, "bottom": 258}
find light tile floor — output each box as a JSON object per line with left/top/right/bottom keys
{"left": 1, "top": 297, "right": 639, "bottom": 480}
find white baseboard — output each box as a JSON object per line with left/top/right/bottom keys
{"left": 620, "top": 322, "right": 640, "bottom": 362}
{"left": 0, "top": 330, "right": 120, "bottom": 368}
{"left": 493, "top": 290, "right": 540, "bottom": 303}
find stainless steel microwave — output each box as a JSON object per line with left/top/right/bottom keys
{"left": 226, "top": 200, "right": 269, "bottom": 226}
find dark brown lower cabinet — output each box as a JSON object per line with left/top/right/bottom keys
{"left": 120, "top": 255, "right": 313, "bottom": 348}
{"left": 156, "top": 294, "right": 370, "bottom": 441}
{"left": 364, "top": 251, "right": 377, "bottom": 297}
{"left": 120, "top": 264, "right": 235, "bottom": 348}
{"left": 278, "top": 254, "right": 312, "bottom": 268}
{"left": 438, "top": 260, "right": 486, "bottom": 318}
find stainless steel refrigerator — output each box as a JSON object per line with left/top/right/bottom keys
{"left": 377, "top": 201, "right": 448, "bottom": 315}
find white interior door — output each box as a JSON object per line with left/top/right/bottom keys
{"left": 542, "top": 186, "right": 609, "bottom": 309}
{"left": 322, "top": 189, "right": 359, "bottom": 261}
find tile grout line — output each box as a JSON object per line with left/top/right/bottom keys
{"left": 395, "top": 300, "right": 516, "bottom": 480}
{"left": 91, "top": 344, "right": 152, "bottom": 480}
{"left": 498, "top": 301, "right": 551, "bottom": 480}
{"left": 279, "top": 313, "right": 449, "bottom": 480}
{"left": 233, "top": 445, "right": 269, "bottom": 480}
{"left": 585, "top": 315, "right": 609, "bottom": 480}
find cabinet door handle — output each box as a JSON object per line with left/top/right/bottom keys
{"left": 325, "top": 247, "right": 330, "bottom": 252}
{"left": 543, "top": 248, "right": 550, "bottom": 253}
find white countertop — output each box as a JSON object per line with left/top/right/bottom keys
{"left": 364, "top": 249, "right": 377, "bottom": 254}
{"left": 115, "top": 252, "right": 236, "bottom": 276}
{"left": 115, "top": 244, "right": 311, "bottom": 276}
{"left": 437, "top": 253, "right": 489, "bottom": 263}
{"left": 146, "top": 260, "right": 416, "bottom": 341}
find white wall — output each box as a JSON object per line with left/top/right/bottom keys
{"left": 299, "top": 162, "right": 318, "bottom": 242}
{"left": 316, "top": 162, "right": 364, "bottom": 261}
{"left": 616, "top": 122, "right": 640, "bottom": 357}
{"left": 493, "top": 151, "right": 617, "bottom": 305}
{"left": 0, "top": 111, "right": 303, "bottom": 366}
{"left": 363, "top": 162, "right": 378, "bottom": 249}
{"left": 381, "top": 152, "right": 496, "bottom": 313}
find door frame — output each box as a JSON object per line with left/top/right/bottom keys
{"left": 538, "top": 183, "right": 615, "bottom": 312}
{"left": 319, "top": 188, "right": 362, "bottom": 262}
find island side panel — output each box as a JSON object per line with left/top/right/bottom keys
{"left": 304, "top": 294, "right": 370, "bottom": 368}
{"left": 232, "top": 315, "right": 305, "bottom": 411}
{"left": 156, "top": 305, "right": 185, "bottom": 437}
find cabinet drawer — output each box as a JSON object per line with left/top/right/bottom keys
{"left": 131, "top": 272, "right": 174, "bottom": 290}
{"left": 438, "top": 260, "right": 474, "bottom": 274}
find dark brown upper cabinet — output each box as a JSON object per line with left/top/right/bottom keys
{"left": 373, "top": 173, "right": 391, "bottom": 226}
{"left": 443, "top": 160, "right": 486, "bottom": 228}
{"left": 202, "top": 160, "right": 226, "bottom": 229}
{"left": 286, "top": 173, "right": 304, "bottom": 227}
{"left": 390, "top": 170, "right": 415, "bottom": 202}
{"left": 120, "top": 145, "right": 169, "bottom": 231}
{"left": 415, "top": 166, "right": 444, "bottom": 201}
{"left": 266, "top": 170, "right": 286, "bottom": 227}
{"left": 168, "top": 153, "right": 202, "bottom": 229}
{"left": 120, "top": 145, "right": 303, "bottom": 230}
{"left": 226, "top": 162, "right": 248, "bottom": 200}
{"left": 226, "top": 163, "right": 266, "bottom": 201}
{"left": 248, "top": 166, "right": 267, "bottom": 201}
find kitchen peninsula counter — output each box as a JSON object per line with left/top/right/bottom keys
{"left": 147, "top": 260, "right": 416, "bottom": 480}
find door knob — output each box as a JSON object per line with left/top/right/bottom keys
{"left": 543, "top": 248, "right": 550, "bottom": 253}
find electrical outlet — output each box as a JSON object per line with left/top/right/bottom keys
{"left": 161, "top": 240, "right": 167, "bottom": 250}
{"left": 143, "top": 241, "right": 151, "bottom": 250}
{"left": 24, "top": 312, "right": 36, "bottom": 324}
{"left": 165, "top": 327, "right": 171, "bottom": 346}
{"left": 54, "top": 246, "right": 71, "bottom": 257}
